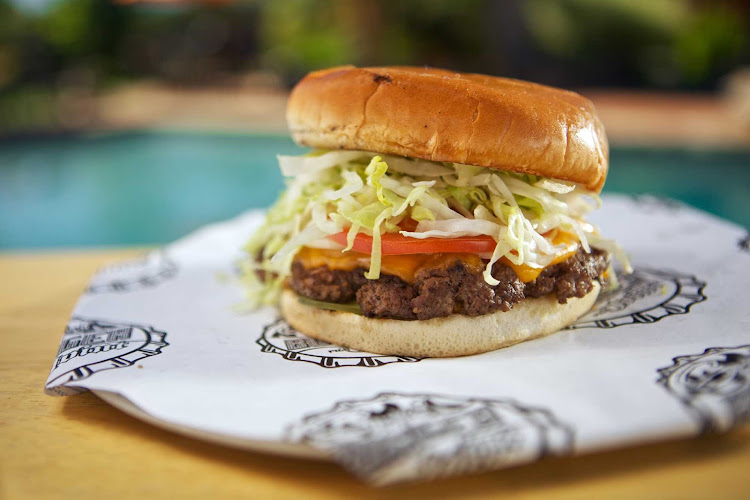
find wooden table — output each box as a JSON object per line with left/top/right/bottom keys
{"left": 2, "top": 250, "right": 749, "bottom": 499}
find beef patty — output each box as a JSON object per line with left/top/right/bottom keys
{"left": 289, "top": 248, "right": 610, "bottom": 320}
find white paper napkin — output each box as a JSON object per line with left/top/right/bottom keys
{"left": 45, "top": 195, "right": 750, "bottom": 484}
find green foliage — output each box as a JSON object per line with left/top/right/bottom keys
{"left": 35, "top": 0, "right": 97, "bottom": 56}
{"left": 675, "top": 7, "right": 747, "bottom": 84}
{"left": 0, "top": 0, "right": 747, "bottom": 103}
{"left": 522, "top": 0, "right": 748, "bottom": 87}
{"left": 257, "top": 0, "right": 484, "bottom": 79}
{"left": 260, "top": 0, "right": 355, "bottom": 76}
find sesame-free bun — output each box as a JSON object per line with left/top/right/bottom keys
{"left": 280, "top": 282, "right": 600, "bottom": 358}
{"left": 287, "top": 66, "right": 609, "bottom": 192}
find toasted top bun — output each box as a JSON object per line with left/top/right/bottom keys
{"left": 287, "top": 66, "right": 609, "bottom": 192}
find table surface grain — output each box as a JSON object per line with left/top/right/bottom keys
{"left": 2, "top": 249, "right": 749, "bottom": 500}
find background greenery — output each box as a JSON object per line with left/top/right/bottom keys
{"left": 1, "top": 0, "right": 748, "bottom": 134}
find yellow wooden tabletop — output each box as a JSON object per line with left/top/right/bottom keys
{"left": 2, "top": 249, "right": 749, "bottom": 500}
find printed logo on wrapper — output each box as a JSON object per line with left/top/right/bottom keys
{"left": 657, "top": 344, "right": 750, "bottom": 433}
{"left": 566, "top": 267, "right": 706, "bottom": 329}
{"left": 86, "top": 251, "right": 177, "bottom": 293}
{"left": 285, "top": 392, "right": 573, "bottom": 484}
{"left": 257, "top": 319, "right": 422, "bottom": 368}
{"left": 739, "top": 233, "right": 750, "bottom": 254}
{"left": 45, "top": 317, "right": 169, "bottom": 396}
{"left": 629, "top": 194, "right": 685, "bottom": 214}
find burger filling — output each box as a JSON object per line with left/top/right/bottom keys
{"left": 243, "top": 150, "right": 629, "bottom": 317}
{"left": 290, "top": 248, "right": 610, "bottom": 320}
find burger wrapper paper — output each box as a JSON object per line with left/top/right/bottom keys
{"left": 44, "top": 195, "right": 750, "bottom": 485}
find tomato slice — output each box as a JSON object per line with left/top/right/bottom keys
{"left": 327, "top": 231, "right": 496, "bottom": 255}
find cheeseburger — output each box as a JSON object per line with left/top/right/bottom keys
{"left": 243, "top": 65, "right": 629, "bottom": 357}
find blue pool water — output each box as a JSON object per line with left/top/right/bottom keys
{"left": 1, "top": 130, "right": 748, "bottom": 249}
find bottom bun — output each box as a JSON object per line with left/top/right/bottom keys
{"left": 280, "top": 281, "right": 600, "bottom": 358}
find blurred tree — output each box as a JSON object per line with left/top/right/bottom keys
{"left": 520, "top": 0, "right": 747, "bottom": 88}
{"left": 0, "top": 0, "right": 748, "bottom": 134}
{"left": 379, "top": 0, "right": 484, "bottom": 70}
{"left": 118, "top": 4, "right": 258, "bottom": 84}
{"left": 258, "top": 0, "right": 485, "bottom": 82}
{"left": 259, "top": 0, "right": 357, "bottom": 84}
{"left": 675, "top": 6, "right": 747, "bottom": 86}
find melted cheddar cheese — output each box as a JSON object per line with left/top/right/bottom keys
{"left": 503, "top": 231, "right": 580, "bottom": 282}
{"left": 295, "top": 231, "right": 580, "bottom": 284}
{"left": 295, "top": 247, "right": 484, "bottom": 283}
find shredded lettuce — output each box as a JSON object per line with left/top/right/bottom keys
{"left": 244, "top": 150, "right": 629, "bottom": 305}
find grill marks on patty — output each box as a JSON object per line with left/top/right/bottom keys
{"left": 289, "top": 264, "right": 367, "bottom": 303}
{"left": 289, "top": 248, "right": 610, "bottom": 320}
{"left": 525, "top": 248, "right": 609, "bottom": 303}
{"left": 407, "top": 260, "right": 524, "bottom": 320}
{"left": 357, "top": 275, "right": 417, "bottom": 319}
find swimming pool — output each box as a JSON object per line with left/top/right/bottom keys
{"left": 1, "top": 130, "right": 747, "bottom": 249}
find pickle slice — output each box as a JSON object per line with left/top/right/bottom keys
{"left": 297, "top": 296, "right": 363, "bottom": 315}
